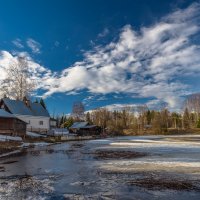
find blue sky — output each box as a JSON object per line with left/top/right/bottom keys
{"left": 0, "top": 0, "right": 200, "bottom": 115}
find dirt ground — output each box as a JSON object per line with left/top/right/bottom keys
{"left": 93, "top": 150, "right": 147, "bottom": 160}
{"left": 0, "top": 141, "right": 21, "bottom": 155}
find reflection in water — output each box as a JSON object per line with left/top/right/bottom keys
{"left": 0, "top": 136, "right": 200, "bottom": 199}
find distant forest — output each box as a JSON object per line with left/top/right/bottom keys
{"left": 59, "top": 94, "right": 200, "bottom": 135}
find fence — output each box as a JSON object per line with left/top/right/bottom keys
{"left": 27, "top": 127, "right": 48, "bottom": 134}
{"left": 47, "top": 128, "right": 69, "bottom": 136}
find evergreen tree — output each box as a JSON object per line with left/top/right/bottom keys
{"left": 63, "top": 117, "right": 74, "bottom": 128}
{"left": 197, "top": 118, "right": 200, "bottom": 128}
{"left": 59, "top": 114, "right": 65, "bottom": 127}
{"left": 40, "top": 98, "right": 46, "bottom": 110}
{"left": 183, "top": 108, "right": 190, "bottom": 129}
{"left": 146, "top": 110, "right": 151, "bottom": 125}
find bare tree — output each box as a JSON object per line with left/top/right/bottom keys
{"left": 1, "top": 56, "right": 35, "bottom": 100}
{"left": 72, "top": 101, "right": 85, "bottom": 120}
{"left": 137, "top": 105, "right": 148, "bottom": 134}
{"left": 90, "top": 108, "right": 110, "bottom": 133}
{"left": 184, "top": 93, "right": 200, "bottom": 123}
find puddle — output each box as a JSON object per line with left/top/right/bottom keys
{"left": 0, "top": 135, "right": 200, "bottom": 199}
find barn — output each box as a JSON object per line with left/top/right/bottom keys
{"left": 69, "top": 122, "right": 101, "bottom": 136}
{"left": 0, "top": 109, "right": 27, "bottom": 137}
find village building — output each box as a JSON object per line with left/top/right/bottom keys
{"left": 50, "top": 118, "right": 57, "bottom": 129}
{"left": 0, "top": 97, "right": 50, "bottom": 133}
{"left": 0, "top": 109, "right": 26, "bottom": 137}
{"left": 69, "top": 122, "right": 101, "bottom": 136}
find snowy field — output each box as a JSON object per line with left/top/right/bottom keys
{"left": 0, "top": 135, "right": 200, "bottom": 199}
{"left": 92, "top": 135, "right": 200, "bottom": 174}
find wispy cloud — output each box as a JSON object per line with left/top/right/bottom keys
{"left": 98, "top": 28, "right": 109, "bottom": 38}
{"left": 12, "top": 39, "right": 24, "bottom": 48}
{"left": 26, "top": 38, "right": 41, "bottom": 54}
{"left": 54, "top": 41, "right": 60, "bottom": 47}
{"left": 41, "top": 2, "right": 200, "bottom": 109}
{"left": 1, "top": 2, "right": 200, "bottom": 110}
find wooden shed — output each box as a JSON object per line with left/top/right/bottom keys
{"left": 0, "top": 109, "right": 26, "bottom": 137}
{"left": 69, "top": 122, "right": 101, "bottom": 136}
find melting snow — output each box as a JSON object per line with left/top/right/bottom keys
{"left": 0, "top": 135, "right": 22, "bottom": 142}
{"left": 26, "top": 132, "right": 47, "bottom": 138}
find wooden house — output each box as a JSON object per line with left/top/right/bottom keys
{"left": 69, "top": 122, "right": 101, "bottom": 136}
{"left": 0, "top": 109, "right": 26, "bottom": 137}
{"left": 0, "top": 97, "right": 50, "bottom": 133}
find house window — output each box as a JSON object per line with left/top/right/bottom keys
{"left": 39, "top": 121, "right": 43, "bottom": 125}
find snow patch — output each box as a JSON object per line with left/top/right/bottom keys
{"left": 22, "top": 142, "right": 50, "bottom": 148}
{"left": 0, "top": 135, "right": 22, "bottom": 142}
{"left": 26, "top": 131, "right": 47, "bottom": 138}
{"left": 0, "top": 150, "right": 21, "bottom": 158}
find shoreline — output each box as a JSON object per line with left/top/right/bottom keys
{"left": 1, "top": 132, "right": 200, "bottom": 159}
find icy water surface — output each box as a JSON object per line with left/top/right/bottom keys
{"left": 0, "top": 135, "right": 200, "bottom": 199}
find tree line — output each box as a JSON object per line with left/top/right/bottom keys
{"left": 58, "top": 95, "right": 200, "bottom": 135}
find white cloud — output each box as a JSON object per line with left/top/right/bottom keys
{"left": 54, "top": 41, "right": 60, "bottom": 47}
{"left": 1, "top": 3, "right": 200, "bottom": 110}
{"left": 87, "top": 104, "right": 147, "bottom": 116}
{"left": 98, "top": 28, "right": 110, "bottom": 38}
{"left": 26, "top": 38, "right": 41, "bottom": 54}
{"left": 12, "top": 39, "right": 24, "bottom": 48}
{"left": 41, "top": 3, "right": 200, "bottom": 109}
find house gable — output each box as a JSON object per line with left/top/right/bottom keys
{"left": 0, "top": 98, "right": 50, "bottom": 132}
{"left": 1, "top": 98, "right": 50, "bottom": 117}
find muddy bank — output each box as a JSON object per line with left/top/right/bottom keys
{"left": 128, "top": 178, "right": 199, "bottom": 191}
{"left": 0, "top": 141, "right": 21, "bottom": 155}
{"left": 99, "top": 170, "right": 200, "bottom": 192}
{"left": 93, "top": 150, "right": 147, "bottom": 160}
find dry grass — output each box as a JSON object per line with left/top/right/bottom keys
{"left": 93, "top": 150, "right": 147, "bottom": 160}
{"left": 0, "top": 141, "right": 21, "bottom": 155}
{"left": 128, "top": 177, "right": 199, "bottom": 191}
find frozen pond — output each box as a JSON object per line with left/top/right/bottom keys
{"left": 0, "top": 135, "right": 200, "bottom": 199}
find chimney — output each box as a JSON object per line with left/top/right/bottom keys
{"left": 23, "top": 96, "right": 31, "bottom": 107}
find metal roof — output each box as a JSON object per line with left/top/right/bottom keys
{"left": 0, "top": 109, "right": 16, "bottom": 118}
{"left": 30, "top": 102, "right": 50, "bottom": 117}
{"left": 2, "top": 98, "right": 50, "bottom": 117}
{"left": 70, "top": 122, "right": 89, "bottom": 129}
{"left": 81, "top": 125, "right": 97, "bottom": 129}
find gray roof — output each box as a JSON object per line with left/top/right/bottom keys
{"left": 0, "top": 109, "right": 27, "bottom": 123}
{"left": 0, "top": 109, "right": 16, "bottom": 118}
{"left": 70, "top": 122, "right": 89, "bottom": 129}
{"left": 2, "top": 98, "right": 50, "bottom": 117}
{"left": 81, "top": 125, "right": 97, "bottom": 129}
{"left": 30, "top": 102, "right": 50, "bottom": 117}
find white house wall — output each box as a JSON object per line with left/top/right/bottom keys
{"left": 15, "top": 114, "right": 50, "bottom": 131}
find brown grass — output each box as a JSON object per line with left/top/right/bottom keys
{"left": 0, "top": 141, "right": 21, "bottom": 155}
{"left": 93, "top": 150, "right": 147, "bottom": 160}
{"left": 128, "top": 178, "right": 199, "bottom": 191}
